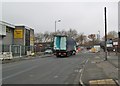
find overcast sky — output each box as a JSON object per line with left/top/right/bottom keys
{"left": 1, "top": 1, "right": 118, "bottom": 37}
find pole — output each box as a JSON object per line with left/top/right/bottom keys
{"left": 9, "top": 45, "right": 11, "bottom": 53}
{"left": 20, "top": 45, "right": 22, "bottom": 57}
{"left": 104, "top": 7, "right": 107, "bottom": 61}
{"left": 98, "top": 30, "right": 100, "bottom": 40}
{"left": 55, "top": 21, "right": 56, "bottom": 34}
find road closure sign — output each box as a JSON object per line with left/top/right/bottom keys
{"left": 113, "top": 42, "right": 118, "bottom": 45}
{"left": 107, "top": 44, "right": 113, "bottom": 47}
{"left": 14, "top": 29, "right": 23, "bottom": 39}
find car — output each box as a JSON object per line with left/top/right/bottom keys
{"left": 44, "top": 49, "right": 53, "bottom": 54}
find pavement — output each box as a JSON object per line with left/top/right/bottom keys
{"left": 81, "top": 51, "right": 119, "bottom": 86}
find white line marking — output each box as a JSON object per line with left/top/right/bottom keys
{"left": 54, "top": 75, "right": 58, "bottom": 78}
{"left": 79, "top": 59, "right": 89, "bottom": 85}
{"left": 115, "top": 80, "right": 119, "bottom": 85}
{"left": 3, "top": 65, "right": 40, "bottom": 80}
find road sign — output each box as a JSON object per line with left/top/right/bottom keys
{"left": 113, "top": 42, "right": 118, "bottom": 45}
{"left": 107, "top": 44, "right": 113, "bottom": 47}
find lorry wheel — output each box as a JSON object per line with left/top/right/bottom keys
{"left": 73, "top": 51, "right": 76, "bottom": 55}
{"left": 67, "top": 52, "right": 70, "bottom": 57}
{"left": 56, "top": 55, "right": 60, "bottom": 58}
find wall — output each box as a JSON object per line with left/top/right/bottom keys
{"left": 2, "top": 26, "right": 14, "bottom": 52}
{"left": 30, "top": 29, "right": 34, "bottom": 46}
{"left": 2, "top": 26, "right": 14, "bottom": 45}
{"left": 0, "top": 24, "right": 6, "bottom": 36}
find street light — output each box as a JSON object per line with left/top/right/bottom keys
{"left": 98, "top": 30, "right": 100, "bottom": 40}
{"left": 55, "top": 20, "right": 61, "bottom": 34}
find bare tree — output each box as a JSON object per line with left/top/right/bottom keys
{"left": 35, "top": 32, "right": 44, "bottom": 43}
{"left": 75, "top": 33, "right": 87, "bottom": 45}
{"left": 67, "top": 28, "right": 77, "bottom": 39}
{"left": 102, "top": 31, "right": 118, "bottom": 40}
{"left": 61, "top": 30, "right": 67, "bottom": 35}
{"left": 43, "top": 31, "right": 50, "bottom": 42}
{"left": 88, "top": 34, "right": 96, "bottom": 45}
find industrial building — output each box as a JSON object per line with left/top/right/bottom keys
{"left": 0, "top": 21, "right": 34, "bottom": 57}
{"left": 0, "top": 21, "right": 15, "bottom": 52}
{"left": 14, "top": 26, "right": 34, "bottom": 55}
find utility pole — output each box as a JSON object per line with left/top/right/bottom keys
{"left": 104, "top": 7, "right": 107, "bottom": 61}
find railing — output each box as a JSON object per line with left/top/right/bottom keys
{"left": 0, "top": 45, "right": 36, "bottom": 60}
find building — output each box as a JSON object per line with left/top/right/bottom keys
{"left": 0, "top": 21, "right": 15, "bottom": 52}
{"left": 14, "top": 26, "right": 34, "bottom": 54}
{"left": 0, "top": 21, "right": 35, "bottom": 56}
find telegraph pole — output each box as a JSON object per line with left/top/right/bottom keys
{"left": 104, "top": 7, "right": 107, "bottom": 61}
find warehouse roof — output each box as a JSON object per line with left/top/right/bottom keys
{"left": 0, "top": 21, "right": 15, "bottom": 28}
{"left": 15, "top": 25, "right": 34, "bottom": 30}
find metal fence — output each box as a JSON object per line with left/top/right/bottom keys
{"left": 1, "top": 45, "right": 35, "bottom": 57}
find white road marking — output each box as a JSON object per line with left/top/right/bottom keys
{"left": 95, "top": 56, "right": 100, "bottom": 58}
{"left": 115, "top": 80, "right": 119, "bottom": 85}
{"left": 54, "top": 75, "right": 58, "bottom": 78}
{"left": 75, "top": 69, "right": 82, "bottom": 73}
{"left": 3, "top": 65, "right": 40, "bottom": 80}
{"left": 29, "top": 74, "right": 34, "bottom": 77}
{"left": 79, "top": 59, "right": 89, "bottom": 86}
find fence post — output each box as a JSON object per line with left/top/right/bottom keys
{"left": 9, "top": 45, "right": 13, "bottom": 59}
{"left": 9, "top": 45, "right": 11, "bottom": 53}
{"left": 20, "top": 45, "right": 22, "bottom": 57}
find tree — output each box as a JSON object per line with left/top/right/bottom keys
{"left": 88, "top": 34, "right": 96, "bottom": 45}
{"left": 35, "top": 32, "right": 44, "bottom": 43}
{"left": 43, "top": 31, "right": 51, "bottom": 42}
{"left": 75, "top": 33, "right": 87, "bottom": 45}
{"left": 61, "top": 30, "right": 67, "bottom": 35}
{"left": 67, "top": 29, "right": 77, "bottom": 39}
{"left": 102, "top": 31, "right": 118, "bottom": 40}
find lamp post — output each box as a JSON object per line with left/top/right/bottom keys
{"left": 55, "top": 20, "right": 61, "bottom": 34}
{"left": 98, "top": 30, "right": 100, "bottom": 39}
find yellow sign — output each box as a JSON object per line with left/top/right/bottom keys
{"left": 30, "top": 36, "right": 34, "bottom": 45}
{"left": 14, "top": 29, "right": 23, "bottom": 38}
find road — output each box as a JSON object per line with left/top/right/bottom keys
{"left": 2, "top": 53, "right": 93, "bottom": 84}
